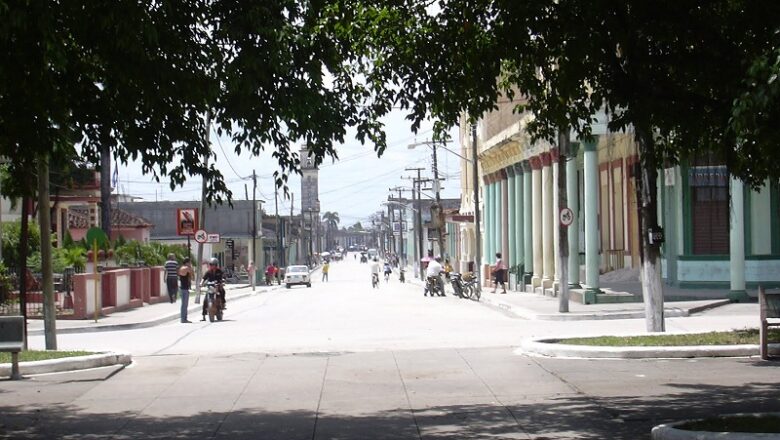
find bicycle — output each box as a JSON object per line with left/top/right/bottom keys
{"left": 460, "top": 272, "right": 480, "bottom": 301}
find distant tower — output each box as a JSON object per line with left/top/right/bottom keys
{"left": 300, "top": 145, "right": 321, "bottom": 256}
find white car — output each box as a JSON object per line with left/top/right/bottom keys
{"left": 285, "top": 265, "right": 311, "bottom": 288}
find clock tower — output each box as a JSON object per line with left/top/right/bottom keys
{"left": 300, "top": 145, "right": 321, "bottom": 256}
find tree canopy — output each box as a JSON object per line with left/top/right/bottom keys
{"left": 0, "top": 1, "right": 392, "bottom": 202}
{"left": 331, "top": 0, "right": 780, "bottom": 185}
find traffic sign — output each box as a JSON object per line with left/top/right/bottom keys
{"left": 559, "top": 208, "right": 574, "bottom": 227}
{"left": 194, "top": 229, "right": 208, "bottom": 244}
{"left": 207, "top": 233, "right": 221, "bottom": 243}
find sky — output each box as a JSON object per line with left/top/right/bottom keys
{"left": 117, "top": 111, "right": 462, "bottom": 228}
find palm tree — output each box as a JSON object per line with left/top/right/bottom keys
{"left": 322, "top": 211, "right": 340, "bottom": 249}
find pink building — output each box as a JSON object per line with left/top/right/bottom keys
{"left": 68, "top": 206, "right": 152, "bottom": 243}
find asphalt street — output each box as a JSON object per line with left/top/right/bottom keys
{"left": 4, "top": 253, "right": 779, "bottom": 439}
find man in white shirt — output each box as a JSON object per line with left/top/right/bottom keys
{"left": 424, "top": 257, "right": 445, "bottom": 296}
{"left": 370, "top": 257, "right": 381, "bottom": 286}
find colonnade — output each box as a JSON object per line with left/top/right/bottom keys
{"left": 481, "top": 142, "right": 601, "bottom": 294}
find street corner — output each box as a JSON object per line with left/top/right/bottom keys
{"left": 0, "top": 351, "right": 132, "bottom": 379}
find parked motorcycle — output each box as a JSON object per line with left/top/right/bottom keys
{"left": 204, "top": 281, "right": 224, "bottom": 322}
{"left": 451, "top": 272, "right": 465, "bottom": 298}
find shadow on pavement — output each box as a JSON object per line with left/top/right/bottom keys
{"left": 2, "top": 381, "right": 780, "bottom": 439}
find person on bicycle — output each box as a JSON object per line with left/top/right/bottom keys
{"left": 370, "top": 257, "right": 381, "bottom": 286}
{"left": 201, "top": 258, "right": 226, "bottom": 320}
{"left": 425, "top": 257, "right": 445, "bottom": 297}
{"left": 383, "top": 261, "right": 392, "bottom": 282}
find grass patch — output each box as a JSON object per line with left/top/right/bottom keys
{"left": 679, "top": 415, "right": 780, "bottom": 433}
{"left": 557, "top": 328, "right": 780, "bottom": 347}
{"left": 0, "top": 350, "right": 96, "bottom": 363}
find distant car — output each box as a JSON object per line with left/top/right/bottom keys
{"left": 285, "top": 265, "right": 311, "bottom": 288}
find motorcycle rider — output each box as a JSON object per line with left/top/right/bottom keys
{"left": 424, "top": 256, "right": 445, "bottom": 297}
{"left": 201, "top": 258, "right": 226, "bottom": 321}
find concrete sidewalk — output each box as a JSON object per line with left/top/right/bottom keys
{"left": 27, "top": 283, "right": 279, "bottom": 335}
{"left": 478, "top": 290, "right": 736, "bottom": 321}
{"left": 403, "top": 271, "right": 745, "bottom": 321}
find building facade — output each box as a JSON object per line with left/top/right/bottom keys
{"left": 458, "top": 99, "right": 772, "bottom": 303}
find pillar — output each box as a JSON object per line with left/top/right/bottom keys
{"left": 583, "top": 138, "right": 600, "bottom": 299}
{"left": 729, "top": 177, "right": 749, "bottom": 302}
{"left": 494, "top": 173, "right": 502, "bottom": 264}
{"left": 531, "top": 156, "right": 543, "bottom": 287}
{"left": 514, "top": 163, "right": 524, "bottom": 276}
{"left": 523, "top": 161, "right": 533, "bottom": 286}
{"left": 551, "top": 148, "right": 560, "bottom": 287}
{"left": 567, "top": 143, "right": 581, "bottom": 287}
{"left": 507, "top": 166, "right": 517, "bottom": 269}
{"left": 541, "top": 152, "right": 554, "bottom": 288}
{"left": 501, "top": 170, "right": 510, "bottom": 265}
{"left": 483, "top": 175, "right": 492, "bottom": 263}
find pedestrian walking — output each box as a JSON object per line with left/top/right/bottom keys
{"left": 248, "top": 260, "right": 256, "bottom": 290}
{"left": 178, "top": 258, "right": 193, "bottom": 323}
{"left": 322, "top": 261, "right": 329, "bottom": 282}
{"left": 265, "top": 262, "right": 275, "bottom": 286}
{"left": 491, "top": 252, "right": 508, "bottom": 294}
{"left": 164, "top": 253, "right": 179, "bottom": 303}
{"left": 274, "top": 263, "right": 282, "bottom": 285}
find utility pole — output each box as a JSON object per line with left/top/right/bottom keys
{"left": 274, "top": 185, "right": 280, "bottom": 267}
{"left": 471, "top": 124, "right": 482, "bottom": 293}
{"left": 431, "top": 143, "right": 445, "bottom": 259}
{"left": 557, "top": 131, "right": 571, "bottom": 313}
{"left": 390, "top": 187, "right": 407, "bottom": 266}
{"left": 290, "top": 192, "right": 295, "bottom": 263}
{"left": 251, "top": 170, "right": 257, "bottom": 291}
{"left": 195, "top": 111, "right": 210, "bottom": 304}
{"left": 404, "top": 167, "right": 426, "bottom": 279}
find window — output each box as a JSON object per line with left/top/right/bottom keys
{"left": 689, "top": 165, "right": 729, "bottom": 255}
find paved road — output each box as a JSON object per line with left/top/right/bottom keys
{"left": 5, "top": 254, "right": 779, "bottom": 439}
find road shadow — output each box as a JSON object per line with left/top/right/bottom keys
{"left": 2, "top": 381, "right": 780, "bottom": 439}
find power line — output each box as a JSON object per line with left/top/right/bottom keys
{"left": 213, "top": 127, "right": 250, "bottom": 180}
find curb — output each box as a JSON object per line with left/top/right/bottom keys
{"left": 519, "top": 335, "right": 780, "bottom": 359}
{"left": 480, "top": 295, "right": 732, "bottom": 321}
{"left": 0, "top": 351, "right": 132, "bottom": 378}
{"left": 29, "top": 286, "right": 276, "bottom": 336}
{"left": 651, "top": 413, "right": 780, "bottom": 439}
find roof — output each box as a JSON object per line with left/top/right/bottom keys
{"left": 68, "top": 206, "right": 152, "bottom": 229}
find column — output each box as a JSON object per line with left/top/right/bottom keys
{"left": 551, "top": 148, "right": 560, "bottom": 287}
{"left": 507, "top": 166, "right": 517, "bottom": 268}
{"left": 583, "top": 138, "right": 600, "bottom": 297}
{"left": 514, "top": 163, "right": 524, "bottom": 275}
{"left": 531, "top": 156, "right": 543, "bottom": 287}
{"left": 501, "top": 170, "right": 510, "bottom": 264}
{"left": 523, "top": 161, "right": 533, "bottom": 287}
{"left": 483, "top": 175, "right": 492, "bottom": 263}
{"left": 567, "top": 143, "right": 581, "bottom": 287}
{"left": 493, "top": 173, "right": 502, "bottom": 264}
{"left": 729, "top": 177, "right": 748, "bottom": 302}
{"left": 541, "top": 151, "right": 554, "bottom": 288}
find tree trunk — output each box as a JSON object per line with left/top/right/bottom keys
{"left": 18, "top": 195, "right": 30, "bottom": 350}
{"left": 38, "top": 155, "right": 57, "bottom": 349}
{"left": 557, "top": 133, "right": 570, "bottom": 313}
{"left": 636, "top": 127, "right": 665, "bottom": 332}
{"left": 100, "top": 143, "right": 111, "bottom": 238}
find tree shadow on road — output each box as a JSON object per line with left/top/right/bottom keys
{"left": 1, "top": 380, "right": 780, "bottom": 439}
